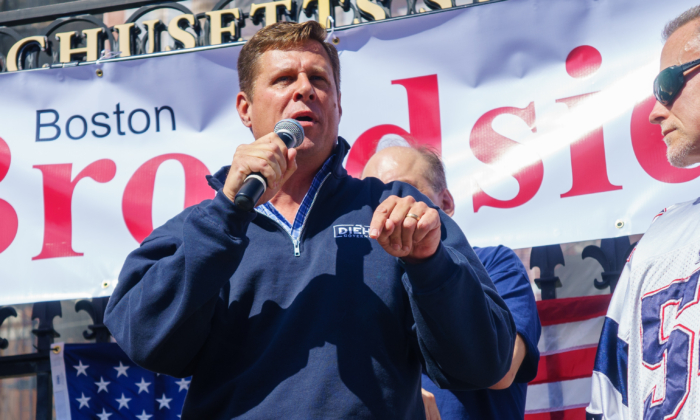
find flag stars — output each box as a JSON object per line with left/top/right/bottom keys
{"left": 75, "top": 392, "right": 90, "bottom": 409}
{"left": 136, "top": 409, "right": 153, "bottom": 420}
{"left": 175, "top": 377, "right": 190, "bottom": 392}
{"left": 73, "top": 360, "right": 89, "bottom": 376}
{"left": 96, "top": 408, "right": 113, "bottom": 420}
{"left": 114, "top": 361, "right": 130, "bottom": 378}
{"left": 115, "top": 393, "right": 131, "bottom": 409}
{"left": 66, "top": 350, "right": 188, "bottom": 417}
{"left": 156, "top": 393, "right": 173, "bottom": 409}
{"left": 136, "top": 377, "right": 151, "bottom": 394}
{"left": 95, "top": 376, "right": 111, "bottom": 393}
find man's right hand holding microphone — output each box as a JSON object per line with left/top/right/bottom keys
{"left": 223, "top": 119, "right": 303, "bottom": 210}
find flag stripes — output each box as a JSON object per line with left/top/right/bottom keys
{"left": 537, "top": 295, "right": 612, "bottom": 327}
{"left": 525, "top": 406, "right": 588, "bottom": 420}
{"left": 525, "top": 294, "right": 612, "bottom": 419}
{"left": 530, "top": 346, "right": 597, "bottom": 385}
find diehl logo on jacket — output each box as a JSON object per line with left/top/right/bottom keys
{"left": 333, "top": 224, "right": 370, "bottom": 238}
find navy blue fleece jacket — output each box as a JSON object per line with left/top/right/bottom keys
{"left": 104, "top": 138, "right": 516, "bottom": 419}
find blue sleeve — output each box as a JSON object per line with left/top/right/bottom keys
{"left": 593, "top": 317, "right": 629, "bottom": 405}
{"left": 587, "top": 257, "right": 630, "bottom": 419}
{"left": 388, "top": 182, "right": 517, "bottom": 390}
{"left": 104, "top": 191, "right": 256, "bottom": 377}
{"left": 476, "top": 246, "right": 542, "bottom": 383}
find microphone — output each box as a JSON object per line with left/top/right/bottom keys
{"left": 234, "top": 119, "right": 305, "bottom": 212}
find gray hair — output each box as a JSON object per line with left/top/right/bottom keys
{"left": 663, "top": 6, "right": 700, "bottom": 41}
{"left": 414, "top": 146, "right": 447, "bottom": 194}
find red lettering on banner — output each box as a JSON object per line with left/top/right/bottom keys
{"left": 346, "top": 74, "right": 442, "bottom": 177}
{"left": 469, "top": 102, "right": 542, "bottom": 212}
{"left": 0, "top": 137, "right": 18, "bottom": 254}
{"left": 556, "top": 93, "right": 622, "bottom": 198}
{"left": 565, "top": 46, "right": 602, "bottom": 79}
{"left": 32, "top": 159, "right": 117, "bottom": 260}
{"left": 631, "top": 96, "right": 700, "bottom": 183}
{"left": 122, "top": 154, "right": 214, "bottom": 243}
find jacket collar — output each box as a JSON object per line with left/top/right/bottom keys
{"left": 207, "top": 136, "right": 351, "bottom": 191}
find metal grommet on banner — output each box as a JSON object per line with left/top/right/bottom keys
{"left": 96, "top": 69, "right": 103, "bottom": 77}
{"left": 52, "top": 345, "right": 61, "bottom": 354}
{"left": 102, "top": 281, "right": 110, "bottom": 289}
{"left": 615, "top": 220, "right": 625, "bottom": 229}
{"left": 326, "top": 17, "right": 339, "bottom": 46}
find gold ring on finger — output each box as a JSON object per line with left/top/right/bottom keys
{"left": 406, "top": 213, "right": 420, "bottom": 221}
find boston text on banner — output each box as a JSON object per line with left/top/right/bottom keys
{"left": 0, "top": 0, "right": 698, "bottom": 305}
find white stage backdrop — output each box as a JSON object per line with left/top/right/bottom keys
{"left": 0, "top": 0, "right": 697, "bottom": 304}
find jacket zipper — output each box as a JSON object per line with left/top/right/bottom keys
{"left": 292, "top": 173, "right": 332, "bottom": 256}
{"left": 255, "top": 212, "right": 298, "bottom": 256}
{"left": 256, "top": 173, "right": 332, "bottom": 257}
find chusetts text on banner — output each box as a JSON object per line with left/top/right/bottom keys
{"left": 0, "top": 0, "right": 698, "bottom": 305}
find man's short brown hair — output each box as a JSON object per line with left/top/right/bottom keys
{"left": 237, "top": 21, "right": 341, "bottom": 100}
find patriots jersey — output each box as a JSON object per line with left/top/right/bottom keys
{"left": 587, "top": 198, "right": 700, "bottom": 420}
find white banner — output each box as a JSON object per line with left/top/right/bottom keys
{"left": 0, "top": 0, "right": 697, "bottom": 305}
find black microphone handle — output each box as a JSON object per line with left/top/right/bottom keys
{"left": 234, "top": 173, "right": 266, "bottom": 212}
{"left": 233, "top": 129, "right": 298, "bottom": 211}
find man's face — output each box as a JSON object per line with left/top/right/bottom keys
{"left": 237, "top": 41, "right": 342, "bottom": 165}
{"left": 650, "top": 20, "right": 700, "bottom": 167}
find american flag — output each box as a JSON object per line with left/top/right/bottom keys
{"left": 525, "top": 294, "right": 612, "bottom": 420}
{"left": 50, "top": 342, "right": 190, "bottom": 420}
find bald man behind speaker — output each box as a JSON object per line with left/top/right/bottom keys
{"left": 362, "top": 146, "right": 542, "bottom": 420}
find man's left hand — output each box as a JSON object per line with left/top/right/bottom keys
{"left": 369, "top": 195, "right": 441, "bottom": 263}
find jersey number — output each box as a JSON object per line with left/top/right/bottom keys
{"left": 641, "top": 270, "right": 700, "bottom": 420}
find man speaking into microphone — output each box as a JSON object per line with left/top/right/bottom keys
{"left": 104, "top": 21, "right": 515, "bottom": 419}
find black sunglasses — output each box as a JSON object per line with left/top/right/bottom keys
{"left": 653, "top": 57, "right": 700, "bottom": 106}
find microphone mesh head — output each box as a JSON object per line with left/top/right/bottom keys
{"left": 274, "top": 119, "right": 305, "bottom": 148}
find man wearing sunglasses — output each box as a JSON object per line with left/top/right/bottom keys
{"left": 586, "top": 6, "right": 700, "bottom": 420}
{"left": 650, "top": 11, "right": 700, "bottom": 167}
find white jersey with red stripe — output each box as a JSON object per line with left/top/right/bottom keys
{"left": 587, "top": 197, "right": 700, "bottom": 420}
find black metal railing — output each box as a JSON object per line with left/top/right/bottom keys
{"left": 0, "top": 297, "right": 110, "bottom": 419}
{"left": 0, "top": 0, "right": 188, "bottom": 27}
